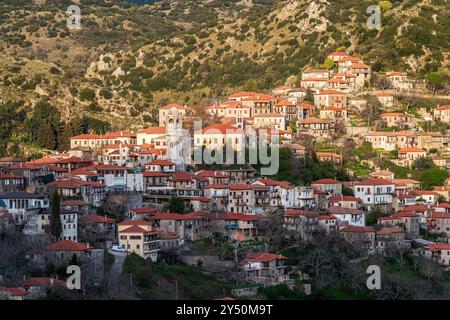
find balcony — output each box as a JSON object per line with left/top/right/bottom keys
{"left": 225, "top": 223, "right": 239, "bottom": 229}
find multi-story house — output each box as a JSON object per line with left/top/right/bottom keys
{"left": 273, "top": 100, "right": 298, "bottom": 122}
{"left": 384, "top": 72, "right": 411, "bottom": 91}
{"left": 353, "top": 178, "right": 395, "bottom": 210}
{"left": 118, "top": 220, "right": 160, "bottom": 261}
{"left": 316, "top": 152, "right": 342, "bottom": 164}
{"left": 433, "top": 105, "right": 450, "bottom": 123}
{"left": 297, "top": 117, "right": 335, "bottom": 138}
{"left": 294, "top": 186, "right": 314, "bottom": 208}
{"left": 340, "top": 225, "right": 376, "bottom": 252}
{"left": 398, "top": 148, "right": 427, "bottom": 167}
{"left": 239, "top": 253, "right": 290, "bottom": 287}
{"left": 375, "top": 227, "right": 407, "bottom": 253}
{"left": 145, "top": 160, "right": 176, "bottom": 172}
{"left": 0, "top": 173, "right": 25, "bottom": 193}
{"left": 327, "top": 51, "right": 348, "bottom": 61}
{"left": 210, "top": 213, "right": 258, "bottom": 242}
{"left": 45, "top": 179, "right": 106, "bottom": 207}
{"left": 252, "top": 178, "right": 295, "bottom": 209}
{"left": 204, "top": 184, "right": 229, "bottom": 212}
{"left": 33, "top": 209, "right": 78, "bottom": 241}
{"left": 319, "top": 107, "right": 348, "bottom": 121}
{"left": 411, "top": 190, "right": 439, "bottom": 205}
{"left": 253, "top": 113, "right": 286, "bottom": 130}
{"left": 377, "top": 212, "right": 420, "bottom": 235}
{"left": 149, "top": 211, "right": 210, "bottom": 242}
{"left": 427, "top": 212, "right": 450, "bottom": 237}
{"left": 380, "top": 113, "right": 412, "bottom": 128}
{"left": 227, "top": 184, "right": 255, "bottom": 214}
{"left": 0, "top": 156, "right": 25, "bottom": 168}
{"left": 314, "top": 90, "right": 348, "bottom": 108}
{"left": 194, "top": 124, "right": 245, "bottom": 152}
{"left": 318, "top": 215, "right": 338, "bottom": 233}
{"left": 427, "top": 243, "right": 450, "bottom": 266}
{"left": 327, "top": 195, "right": 362, "bottom": 209}
{"left": 0, "top": 192, "right": 49, "bottom": 225}
{"left": 143, "top": 171, "right": 169, "bottom": 191}
{"left": 283, "top": 209, "right": 319, "bottom": 239}
{"left": 327, "top": 206, "right": 365, "bottom": 227}
{"left": 28, "top": 240, "right": 104, "bottom": 283}
{"left": 78, "top": 214, "right": 116, "bottom": 244}
{"left": 375, "top": 93, "right": 395, "bottom": 108}
{"left": 311, "top": 179, "right": 343, "bottom": 195}
{"left": 136, "top": 127, "right": 166, "bottom": 146}
{"left": 300, "top": 78, "right": 328, "bottom": 90}
{"left": 302, "top": 69, "right": 330, "bottom": 80}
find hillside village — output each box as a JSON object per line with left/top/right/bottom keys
{"left": 1, "top": 50, "right": 450, "bottom": 300}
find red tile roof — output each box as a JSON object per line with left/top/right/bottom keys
{"left": 79, "top": 215, "right": 116, "bottom": 224}
{"left": 376, "top": 226, "right": 404, "bottom": 235}
{"left": 150, "top": 212, "right": 206, "bottom": 221}
{"left": 285, "top": 209, "right": 318, "bottom": 218}
{"left": 340, "top": 225, "right": 375, "bottom": 233}
{"left": 159, "top": 103, "right": 185, "bottom": 110}
{"left": 312, "top": 179, "right": 341, "bottom": 184}
{"left": 61, "top": 200, "right": 87, "bottom": 206}
{"left": 119, "top": 225, "right": 149, "bottom": 234}
{"left": 328, "top": 195, "right": 362, "bottom": 203}
{"left": 428, "top": 212, "right": 450, "bottom": 219}
{"left": 44, "top": 240, "right": 93, "bottom": 252}
{"left": 199, "top": 124, "right": 244, "bottom": 134}
{"left": 67, "top": 168, "right": 98, "bottom": 177}
{"left": 138, "top": 127, "right": 166, "bottom": 134}
{"left": 353, "top": 178, "right": 394, "bottom": 186}
{"left": 398, "top": 148, "right": 426, "bottom": 153}
{"left": 20, "top": 277, "right": 66, "bottom": 288}
{"left": 46, "top": 179, "right": 105, "bottom": 188}
{"left": 147, "top": 160, "right": 175, "bottom": 166}
{"left": 328, "top": 206, "right": 364, "bottom": 215}
{"left": 118, "top": 220, "right": 152, "bottom": 226}
{"left": 0, "top": 173, "right": 24, "bottom": 180}
{"left": 56, "top": 157, "right": 93, "bottom": 164}
{"left": 103, "top": 131, "right": 136, "bottom": 139}
{"left": 204, "top": 184, "right": 230, "bottom": 189}
{"left": 435, "top": 105, "right": 450, "bottom": 111}
{"left": 229, "top": 184, "right": 253, "bottom": 190}
{"left": 172, "top": 172, "right": 195, "bottom": 181}
{"left": 428, "top": 243, "right": 450, "bottom": 252}
{"left": 143, "top": 171, "right": 168, "bottom": 177}
{"left": 70, "top": 134, "right": 103, "bottom": 140}
{"left": 319, "top": 215, "right": 337, "bottom": 220}
{"left": 0, "top": 287, "right": 29, "bottom": 297}
{"left": 241, "top": 253, "right": 287, "bottom": 264}
{"left": 213, "top": 213, "right": 259, "bottom": 221}
{"left": 196, "top": 170, "right": 228, "bottom": 179}
{"left": 191, "top": 197, "right": 210, "bottom": 202}
{"left": 130, "top": 207, "right": 158, "bottom": 214}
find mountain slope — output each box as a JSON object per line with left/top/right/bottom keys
{"left": 0, "top": 0, "right": 448, "bottom": 155}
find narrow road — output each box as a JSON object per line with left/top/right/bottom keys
{"left": 109, "top": 251, "right": 127, "bottom": 275}
{"left": 105, "top": 251, "right": 128, "bottom": 297}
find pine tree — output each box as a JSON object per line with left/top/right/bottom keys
{"left": 50, "top": 192, "right": 62, "bottom": 241}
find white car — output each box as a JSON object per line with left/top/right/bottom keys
{"left": 111, "top": 245, "right": 126, "bottom": 253}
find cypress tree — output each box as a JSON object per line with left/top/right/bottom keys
{"left": 50, "top": 192, "right": 62, "bottom": 241}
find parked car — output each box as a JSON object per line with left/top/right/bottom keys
{"left": 111, "top": 245, "right": 126, "bottom": 253}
